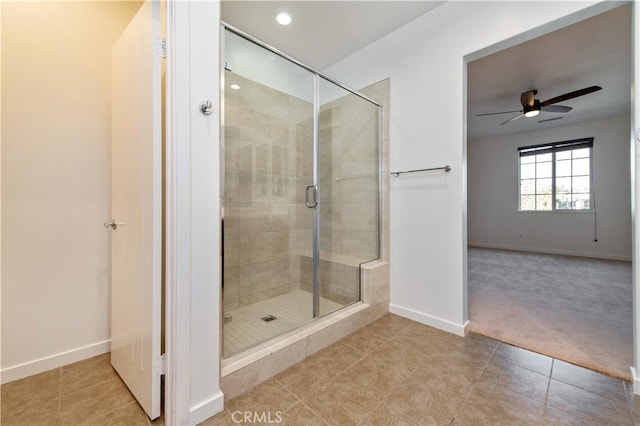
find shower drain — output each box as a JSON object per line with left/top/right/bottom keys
{"left": 261, "top": 315, "right": 277, "bottom": 322}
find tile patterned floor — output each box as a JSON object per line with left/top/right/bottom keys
{"left": 0, "top": 353, "right": 153, "bottom": 425}
{"left": 206, "top": 314, "right": 639, "bottom": 426}
{"left": 3, "top": 314, "right": 639, "bottom": 425}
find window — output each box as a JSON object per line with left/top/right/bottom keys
{"left": 519, "top": 138, "right": 593, "bottom": 211}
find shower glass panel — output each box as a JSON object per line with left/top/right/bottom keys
{"left": 315, "top": 78, "right": 380, "bottom": 315}
{"left": 222, "top": 27, "right": 380, "bottom": 358}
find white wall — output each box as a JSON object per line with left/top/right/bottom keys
{"left": 324, "top": 1, "right": 621, "bottom": 332}
{"left": 468, "top": 114, "right": 631, "bottom": 260}
{"left": 1, "top": 1, "right": 142, "bottom": 382}
{"left": 165, "top": 1, "right": 223, "bottom": 423}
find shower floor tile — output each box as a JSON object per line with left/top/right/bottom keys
{"left": 223, "top": 289, "right": 344, "bottom": 356}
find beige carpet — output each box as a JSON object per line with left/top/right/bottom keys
{"left": 468, "top": 247, "right": 633, "bottom": 380}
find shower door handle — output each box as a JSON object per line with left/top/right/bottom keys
{"left": 305, "top": 185, "right": 318, "bottom": 208}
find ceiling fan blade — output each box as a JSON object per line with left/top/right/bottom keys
{"left": 500, "top": 113, "right": 524, "bottom": 126}
{"left": 542, "top": 105, "right": 572, "bottom": 113}
{"left": 541, "top": 85, "right": 602, "bottom": 106}
{"left": 520, "top": 90, "right": 536, "bottom": 108}
{"left": 477, "top": 109, "right": 522, "bottom": 117}
{"left": 539, "top": 117, "right": 563, "bottom": 123}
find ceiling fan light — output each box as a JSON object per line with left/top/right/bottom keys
{"left": 524, "top": 109, "right": 540, "bottom": 118}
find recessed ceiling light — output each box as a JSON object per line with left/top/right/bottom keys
{"left": 230, "top": 84, "right": 240, "bottom": 90}
{"left": 276, "top": 12, "right": 291, "bottom": 26}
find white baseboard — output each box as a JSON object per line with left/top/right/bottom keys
{"left": 0, "top": 340, "right": 111, "bottom": 384}
{"left": 462, "top": 320, "right": 471, "bottom": 336}
{"left": 190, "top": 390, "right": 225, "bottom": 425}
{"left": 631, "top": 367, "right": 640, "bottom": 395}
{"left": 390, "top": 304, "right": 468, "bottom": 337}
{"left": 468, "top": 242, "right": 632, "bottom": 262}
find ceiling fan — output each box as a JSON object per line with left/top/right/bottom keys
{"left": 477, "top": 85, "right": 602, "bottom": 126}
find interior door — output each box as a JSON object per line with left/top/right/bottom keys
{"left": 109, "top": 0, "right": 162, "bottom": 419}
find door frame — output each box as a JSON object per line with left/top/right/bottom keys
{"left": 631, "top": 0, "right": 640, "bottom": 394}
{"left": 165, "top": 1, "right": 223, "bottom": 424}
{"left": 461, "top": 0, "right": 639, "bottom": 392}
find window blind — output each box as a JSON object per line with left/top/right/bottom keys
{"left": 518, "top": 137, "right": 594, "bottom": 157}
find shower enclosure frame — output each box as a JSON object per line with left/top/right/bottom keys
{"left": 220, "top": 21, "right": 384, "bottom": 357}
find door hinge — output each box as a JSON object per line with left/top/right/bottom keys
{"left": 154, "top": 37, "right": 166, "bottom": 59}
{"left": 157, "top": 353, "right": 166, "bottom": 376}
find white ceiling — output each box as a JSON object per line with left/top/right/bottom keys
{"left": 467, "top": 4, "right": 631, "bottom": 140}
{"left": 221, "top": 2, "right": 631, "bottom": 142}
{"left": 221, "top": 0, "right": 444, "bottom": 70}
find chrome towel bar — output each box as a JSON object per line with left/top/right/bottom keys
{"left": 334, "top": 174, "right": 372, "bottom": 182}
{"left": 391, "top": 165, "right": 451, "bottom": 177}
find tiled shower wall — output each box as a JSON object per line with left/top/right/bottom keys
{"left": 359, "top": 80, "right": 390, "bottom": 263}
{"left": 318, "top": 95, "right": 380, "bottom": 261}
{"left": 223, "top": 72, "right": 314, "bottom": 310}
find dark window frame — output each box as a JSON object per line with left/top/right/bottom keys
{"left": 518, "top": 138, "right": 594, "bottom": 212}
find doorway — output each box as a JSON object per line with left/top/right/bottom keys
{"left": 1, "top": 0, "right": 163, "bottom": 421}
{"left": 465, "top": 4, "right": 633, "bottom": 379}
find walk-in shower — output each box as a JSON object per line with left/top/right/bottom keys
{"left": 221, "top": 24, "right": 381, "bottom": 357}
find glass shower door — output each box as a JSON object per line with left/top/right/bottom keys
{"left": 222, "top": 29, "right": 316, "bottom": 357}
